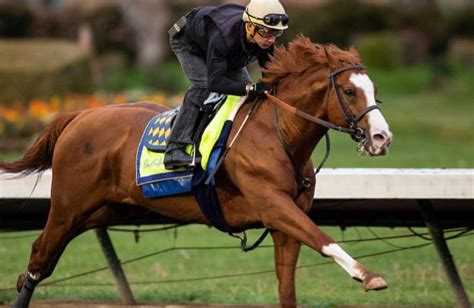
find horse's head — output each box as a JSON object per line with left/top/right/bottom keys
{"left": 323, "top": 45, "right": 392, "bottom": 156}
{"left": 263, "top": 37, "right": 392, "bottom": 157}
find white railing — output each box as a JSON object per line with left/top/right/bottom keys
{"left": 1, "top": 168, "right": 473, "bottom": 200}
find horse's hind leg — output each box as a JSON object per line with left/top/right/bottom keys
{"left": 14, "top": 232, "right": 44, "bottom": 291}
{"left": 12, "top": 193, "right": 105, "bottom": 308}
{"left": 12, "top": 212, "right": 81, "bottom": 308}
{"left": 11, "top": 234, "right": 43, "bottom": 308}
{"left": 271, "top": 230, "right": 301, "bottom": 308}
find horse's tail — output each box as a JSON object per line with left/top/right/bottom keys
{"left": 0, "top": 111, "right": 81, "bottom": 176}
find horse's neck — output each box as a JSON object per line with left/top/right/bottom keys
{"left": 273, "top": 78, "right": 330, "bottom": 164}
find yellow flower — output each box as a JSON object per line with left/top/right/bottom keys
{"left": 1, "top": 109, "right": 20, "bottom": 122}
{"left": 29, "top": 100, "right": 55, "bottom": 122}
{"left": 50, "top": 95, "right": 62, "bottom": 111}
{"left": 85, "top": 94, "right": 103, "bottom": 109}
{"left": 112, "top": 93, "right": 127, "bottom": 105}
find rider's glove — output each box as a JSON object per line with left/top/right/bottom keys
{"left": 246, "top": 82, "right": 272, "bottom": 97}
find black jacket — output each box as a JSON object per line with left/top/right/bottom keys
{"left": 184, "top": 4, "right": 273, "bottom": 95}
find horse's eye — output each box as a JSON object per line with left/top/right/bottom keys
{"left": 344, "top": 89, "right": 355, "bottom": 96}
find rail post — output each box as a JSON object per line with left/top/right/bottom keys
{"left": 95, "top": 228, "right": 136, "bottom": 305}
{"left": 417, "top": 200, "right": 471, "bottom": 308}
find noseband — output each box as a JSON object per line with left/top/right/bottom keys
{"left": 266, "top": 64, "right": 380, "bottom": 141}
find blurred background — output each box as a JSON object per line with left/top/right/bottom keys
{"left": 0, "top": 0, "right": 473, "bottom": 167}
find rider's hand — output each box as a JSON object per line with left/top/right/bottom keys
{"left": 246, "top": 82, "right": 272, "bottom": 97}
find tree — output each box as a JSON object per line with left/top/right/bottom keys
{"left": 120, "top": 0, "right": 170, "bottom": 68}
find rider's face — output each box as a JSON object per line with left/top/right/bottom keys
{"left": 247, "top": 23, "right": 281, "bottom": 49}
{"left": 254, "top": 28, "right": 277, "bottom": 49}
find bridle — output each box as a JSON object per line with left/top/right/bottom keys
{"left": 329, "top": 64, "right": 380, "bottom": 141}
{"left": 266, "top": 64, "right": 380, "bottom": 142}
{"left": 265, "top": 64, "right": 382, "bottom": 193}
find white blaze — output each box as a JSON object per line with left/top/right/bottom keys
{"left": 349, "top": 73, "right": 390, "bottom": 137}
{"left": 322, "top": 243, "right": 364, "bottom": 280}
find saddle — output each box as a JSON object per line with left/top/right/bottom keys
{"left": 136, "top": 94, "right": 244, "bottom": 198}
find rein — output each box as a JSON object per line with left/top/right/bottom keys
{"left": 267, "top": 64, "right": 381, "bottom": 194}
{"left": 265, "top": 65, "right": 380, "bottom": 141}
{"left": 267, "top": 93, "right": 356, "bottom": 134}
{"left": 205, "top": 65, "right": 381, "bottom": 252}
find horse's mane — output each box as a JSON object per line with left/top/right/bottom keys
{"left": 262, "top": 36, "right": 361, "bottom": 84}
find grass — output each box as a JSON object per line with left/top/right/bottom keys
{"left": 0, "top": 225, "right": 472, "bottom": 306}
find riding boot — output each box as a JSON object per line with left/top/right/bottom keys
{"left": 164, "top": 142, "right": 194, "bottom": 169}
{"left": 164, "top": 96, "right": 202, "bottom": 169}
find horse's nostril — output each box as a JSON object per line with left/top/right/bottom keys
{"left": 372, "top": 133, "right": 386, "bottom": 142}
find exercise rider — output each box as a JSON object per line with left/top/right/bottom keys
{"left": 164, "top": 0, "right": 289, "bottom": 169}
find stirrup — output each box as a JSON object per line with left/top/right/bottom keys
{"left": 189, "top": 144, "right": 199, "bottom": 168}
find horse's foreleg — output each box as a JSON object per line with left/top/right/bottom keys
{"left": 320, "top": 242, "right": 387, "bottom": 291}
{"left": 271, "top": 230, "right": 301, "bottom": 308}
{"left": 261, "top": 192, "right": 387, "bottom": 292}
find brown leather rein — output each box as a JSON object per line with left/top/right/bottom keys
{"left": 203, "top": 65, "right": 381, "bottom": 252}
{"left": 265, "top": 64, "right": 380, "bottom": 141}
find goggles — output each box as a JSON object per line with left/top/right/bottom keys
{"left": 246, "top": 10, "right": 289, "bottom": 27}
{"left": 255, "top": 25, "right": 283, "bottom": 38}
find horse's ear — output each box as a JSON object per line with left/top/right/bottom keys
{"left": 324, "top": 45, "right": 339, "bottom": 70}
{"left": 349, "top": 45, "right": 361, "bottom": 62}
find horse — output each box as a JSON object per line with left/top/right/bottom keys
{"left": 1, "top": 36, "right": 392, "bottom": 307}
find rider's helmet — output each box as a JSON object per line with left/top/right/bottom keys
{"left": 242, "top": 0, "right": 289, "bottom": 31}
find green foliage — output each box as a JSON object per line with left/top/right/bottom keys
{"left": 284, "top": 0, "right": 390, "bottom": 47}
{"left": 101, "top": 60, "right": 188, "bottom": 94}
{"left": 82, "top": 4, "right": 132, "bottom": 56}
{"left": 101, "top": 68, "right": 156, "bottom": 93}
{"left": 391, "top": 4, "right": 448, "bottom": 55}
{"left": 0, "top": 39, "right": 94, "bottom": 103}
{"left": 369, "top": 65, "right": 433, "bottom": 95}
{"left": 357, "top": 33, "right": 402, "bottom": 70}
{"left": 153, "top": 60, "right": 190, "bottom": 94}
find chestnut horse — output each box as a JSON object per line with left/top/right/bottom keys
{"left": 2, "top": 37, "right": 392, "bottom": 307}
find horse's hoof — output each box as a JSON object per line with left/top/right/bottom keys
{"left": 363, "top": 275, "right": 388, "bottom": 291}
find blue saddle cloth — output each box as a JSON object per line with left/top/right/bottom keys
{"left": 136, "top": 107, "right": 192, "bottom": 197}
{"left": 136, "top": 95, "right": 242, "bottom": 199}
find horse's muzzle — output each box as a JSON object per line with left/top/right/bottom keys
{"left": 364, "top": 130, "right": 393, "bottom": 156}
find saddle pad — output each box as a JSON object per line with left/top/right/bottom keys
{"left": 135, "top": 95, "right": 246, "bottom": 198}
{"left": 144, "top": 108, "right": 179, "bottom": 152}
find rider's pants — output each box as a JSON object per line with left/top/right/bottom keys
{"left": 168, "top": 31, "right": 252, "bottom": 145}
